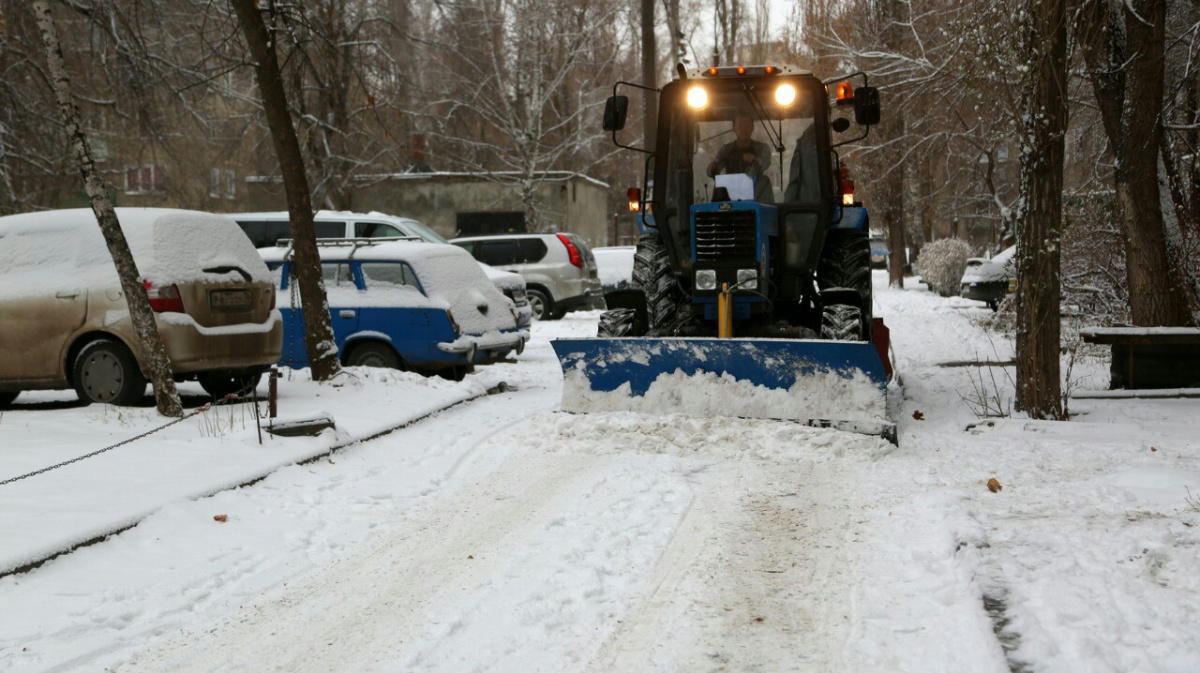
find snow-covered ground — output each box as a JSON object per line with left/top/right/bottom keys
{"left": 1, "top": 273, "right": 1197, "bottom": 672}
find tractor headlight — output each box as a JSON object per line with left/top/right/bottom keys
{"left": 695, "top": 269, "right": 717, "bottom": 290}
{"left": 775, "top": 83, "right": 797, "bottom": 106}
{"left": 737, "top": 268, "right": 758, "bottom": 290}
{"left": 686, "top": 86, "right": 708, "bottom": 109}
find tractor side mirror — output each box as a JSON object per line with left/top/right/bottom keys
{"left": 603, "top": 95, "right": 629, "bottom": 132}
{"left": 854, "top": 87, "right": 880, "bottom": 126}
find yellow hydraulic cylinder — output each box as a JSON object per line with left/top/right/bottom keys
{"left": 718, "top": 283, "right": 733, "bottom": 338}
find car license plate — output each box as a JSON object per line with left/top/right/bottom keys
{"left": 209, "top": 289, "right": 252, "bottom": 312}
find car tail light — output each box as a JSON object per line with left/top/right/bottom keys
{"left": 446, "top": 309, "right": 461, "bottom": 335}
{"left": 144, "top": 280, "right": 184, "bottom": 313}
{"left": 557, "top": 233, "right": 583, "bottom": 268}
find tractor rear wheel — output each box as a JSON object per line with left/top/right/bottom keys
{"left": 632, "top": 233, "right": 699, "bottom": 336}
{"left": 817, "top": 229, "right": 873, "bottom": 336}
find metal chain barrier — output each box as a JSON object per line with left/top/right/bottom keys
{"left": 0, "top": 395, "right": 248, "bottom": 487}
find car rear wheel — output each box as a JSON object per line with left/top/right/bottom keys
{"left": 73, "top": 339, "right": 147, "bottom": 405}
{"left": 198, "top": 371, "right": 263, "bottom": 399}
{"left": 347, "top": 342, "right": 402, "bottom": 369}
{"left": 437, "top": 365, "right": 471, "bottom": 382}
{"left": 0, "top": 391, "right": 18, "bottom": 407}
{"left": 527, "top": 289, "right": 555, "bottom": 321}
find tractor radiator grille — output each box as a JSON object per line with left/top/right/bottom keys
{"left": 694, "top": 210, "right": 757, "bottom": 266}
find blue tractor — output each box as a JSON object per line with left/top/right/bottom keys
{"left": 552, "top": 64, "right": 895, "bottom": 442}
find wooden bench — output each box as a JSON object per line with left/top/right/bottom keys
{"left": 1080, "top": 326, "right": 1200, "bottom": 390}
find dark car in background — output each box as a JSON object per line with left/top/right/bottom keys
{"left": 961, "top": 245, "right": 1016, "bottom": 311}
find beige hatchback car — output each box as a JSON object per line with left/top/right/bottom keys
{"left": 0, "top": 208, "right": 283, "bottom": 406}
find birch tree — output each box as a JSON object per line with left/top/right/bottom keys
{"left": 32, "top": 0, "right": 182, "bottom": 417}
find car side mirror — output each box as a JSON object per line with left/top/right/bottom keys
{"left": 854, "top": 87, "right": 880, "bottom": 126}
{"left": 603, "top": 95, "right": 629, "bottom": 132}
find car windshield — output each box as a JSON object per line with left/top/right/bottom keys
{"left": 675, "top": 85, "right": 820, "bottom": 205}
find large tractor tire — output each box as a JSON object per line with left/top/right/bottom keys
{"left": 598, "top": 308, "right": 640, "bottom": 337}
{"left": 631, "top": 233, "right": 699, "bottom": 336}
{"left": 598, "top": 289, "right": 649, "bottom": 337}
{"left": 632, "top": 234, "right": 678, "bottom": 330}
{"left": 817, "top": 229, "right": 874, "bottom": 335}
{"left": 820, "top": 304, "right": 864, "bottom": 341}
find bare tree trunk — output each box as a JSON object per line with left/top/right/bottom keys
{"left": 1117, "top": 0, "right": 1190, "bottom": 325}
{"left": 230, "top": 0, "right": 342, "bottom": 381}
{"left": 1014, "top": 0, "right": 1068, "bottom": 419}
{"left": 33, "top": 0, "right": 182, "bottom": 417}
{"left": 642, "top": 0, "right": 657, "bottom": 151}
{"left": 1078, "top": 0, "right": 1190, "bottom": 326}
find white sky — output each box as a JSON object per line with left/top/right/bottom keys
{"left": 682, "top": 0, "right": 798, "bottom": 68}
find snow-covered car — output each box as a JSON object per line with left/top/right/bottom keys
{"left": 960, "top": 245, "right": 1016, "bottom": 310}
{"left": 593, "top": 246, "right": 636, "bottom": 294}
{"left": 0, "top": 208, "right": 282, "bottom": 406}
{"left": 230, "top": 210, "right": 533, "bottom": 326}
{"left": 259, "top": 240, "right": 527, "bottom": 380}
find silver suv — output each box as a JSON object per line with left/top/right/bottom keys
{"left": 451, "top": 233, "right": 605, "bottom": 320}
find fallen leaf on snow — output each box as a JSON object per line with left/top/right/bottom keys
{"left": 467, "top": 555, "right": 474, "bottom": 560}
{"left": 912, "top": 410, "right": 925, "bottom": 421}
{"left": 213, "top": 514, "right": 228, "bottom": 523}
{"left": 1150, "top": 447, "right": 1157, "bottom": 452}
{"left": 987, "top": 478, "right": 1002, "bottom": 493}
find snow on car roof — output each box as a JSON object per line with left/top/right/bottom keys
{"left": 0, "top": 208, "right": 269, "bottom": 300}
{"left": 478, "top": 263, "right": 525, "bottom": 290}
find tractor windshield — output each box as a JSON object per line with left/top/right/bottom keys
{"left": 674, "top": 82, "right": 821, "bottom": 206}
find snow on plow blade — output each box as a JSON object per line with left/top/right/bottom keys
{"left": 551, "top": 337, "right": 896, "bottom": 443}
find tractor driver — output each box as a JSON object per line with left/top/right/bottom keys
{"left": 707, "top": 114, "right": 771, "bottom": 179}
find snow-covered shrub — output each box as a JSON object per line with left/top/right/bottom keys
{"left": 918, "top": 238, "right": 974, "bottom": 297}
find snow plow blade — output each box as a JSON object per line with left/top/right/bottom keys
{"left": 552, "top": 337, "right": 895, "bottom": 443}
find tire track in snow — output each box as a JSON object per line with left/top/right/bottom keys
{"left": 586, "top": 450, "right": 865, "bottom": 672}
{"left": 111, "top": 440, "right": 626, "bottom": 672}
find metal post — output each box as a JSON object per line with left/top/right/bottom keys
{"left": 718, "top": 283, "right": 733, "bottom": 338}
{"left": 268, "top": 367, "right": 278, "bottom": 419}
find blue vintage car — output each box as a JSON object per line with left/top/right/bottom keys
{"left": 260, "top": 240, "right": 528, "bottom": 380}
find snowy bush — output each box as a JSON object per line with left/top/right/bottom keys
{"left": 918, "top": 238, "right": 974, "bottom": 297}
